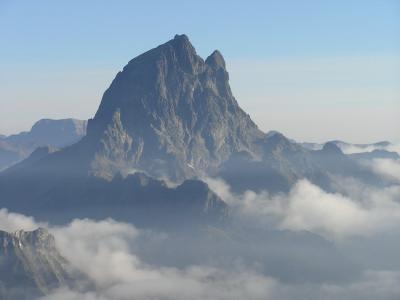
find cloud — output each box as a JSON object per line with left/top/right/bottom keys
{"left": 205, "top": 177, "right": 400, "bottom": 240}
{"left": 39, "top": 215, "right": 400, "bottom": 300}
{"left": 279, "top": 181, "right": 400, "bottom": 239}
{"left": 366, "top": 158, "right": 400, "bottom": 181}
{"left": 0, "top": 208, "right": 399, "bottom": 299}
{"left": 0, "top": 208, "right": 46, "bottom": 232}
{"left": 45, "top": 217, "right": 279, "bottom": 300}
{"left": 40, "top": 269, "right": 400, "bottom": 300}
{"left": 387, "top": 144, "right": 400, "bottom": 155}
{"left": 338, "top": 143, "right": 400, "bottom": 155}
{"left": 39, "top": 289, "right": 105, "bottom": 300}
{"left": 50, "top": 219, "right": 141, "bottom": 287}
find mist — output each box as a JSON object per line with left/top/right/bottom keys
{"left": 1, "top": 168, "right": 400, "bottom": 299}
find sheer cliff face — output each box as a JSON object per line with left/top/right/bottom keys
{"left": 86, "top": 34, "right": 264, "bottom": 180}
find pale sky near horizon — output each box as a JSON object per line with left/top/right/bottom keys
{"left": 0, "top": 0, "right": 399, "bottom": 143}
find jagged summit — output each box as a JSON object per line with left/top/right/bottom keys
{"left": 0, "top": 34, "right": 263, "bottom": 182}
{"left": 172, "top": 34, "right": 193, "bottom": 50}
{"left": 206, "top": 50, "right": 226, "bottom": 70}
{"left": 85, "top": 34, "right": 264, "bottom": 180}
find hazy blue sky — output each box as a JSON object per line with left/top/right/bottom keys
{"left": 0, "top": 0, "right": 399, "bottom": 143}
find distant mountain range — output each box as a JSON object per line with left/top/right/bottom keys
{"left": 300, "top": 140, "right": 393, "bottom": 153}
{"left": 0, "top": 119, "right": 87, "bottom": 170}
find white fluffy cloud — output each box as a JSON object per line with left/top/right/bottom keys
{"left": 1, "top": 208, "right": 400, "bottom": 300}
{"left": 205, "top": 177, "right": 400, "bottom": 240}
{"left": 0, "top": 208, "right": 46, "bottom": 232}
{"left": 41, "top": 270, "right": 400, "bottom": 300}
{"left": 366, "top": 158, "right": 400, "bottom": 181}
{"left": 46, "top": 218, "right": 279, "bottom": 300}
{"left": 50, "top": 219, "right": 141, "bottom": 287}
{"left": 42, "top": 215, "right": 400, "bottom": 300}
{"left": 279, "top": 180, "right": 400, "bottom": 239}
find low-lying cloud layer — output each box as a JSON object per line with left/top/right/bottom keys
{"left": 2, "top": 158, "right": 400, "bottom": 300}
{"left": 339, "top": 142, "right": 400, "bottom": 155}
{"left": 205, "top": 175, "right": 400, "bottom": 241}
{"left": 366, "top": 158, "right": 400, "bottom": 181}
{"left": 0, "top": 207, "right": 400, "bottom": 299}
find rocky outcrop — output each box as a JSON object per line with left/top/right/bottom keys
{"left": 86, "top": 34, "right": 264, "bottom": 180}
{"left": 0, "top": 228, "right": 76, "bottom": 299}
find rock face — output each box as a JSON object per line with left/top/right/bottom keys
{"left": 0, "top": 118, "right": 87, "bottom": 170}
{"left": 86, "top": 34, "right": 264, "bottom": 180}
{"left": 0, "top": 228, "right": 75, "bottom": 299}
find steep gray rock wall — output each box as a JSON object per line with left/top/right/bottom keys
{"left": 86, "top": 34, "right": 264, "bottom": 180}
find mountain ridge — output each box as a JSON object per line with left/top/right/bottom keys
{"left": 0, "top": 118, "right": 87, "bottom": 170}
{"left": 84, "top": 34, "right": 264, "bottom": 180}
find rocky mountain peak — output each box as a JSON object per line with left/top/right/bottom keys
{"left": 85, "top": 34, "right": 264, "bottom": 180}
{"left": 262, "top": 131, "right": 298, "bottom": 154}
{"left": 205, "top": 50, "right": 226, "bottom": 70}
{"left": 322, "top": 142, "right": 344, "bottom": 155}
{"left": 172, "top": 34, "right": 194, "bottom": 51}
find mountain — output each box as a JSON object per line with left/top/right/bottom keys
{"left": 1, "top": 169, "right": 227, "bottom": 228}
{"left": 0, "top": 228, "right": 76, "bottom": 299}
{"left": 349, "top": 149, "right": 399, "bottom": 161}
{"left": 5, "top": 118, "right": 87, "bottom": 149}
{"left": 312, "top": 142, "right": 388, "bottom": 188}
{"left": 1, "top": 35, "right": 265, "bottom": 181}
{"left": 218, "top": 131, "right": 332, "bottom": 193}
{"left": 0, "top": 34, "right": 386, "bottom": 226}
{"left": 2, "top": 35, "right": 256, "bottom": 227}
{"left": 0, "top": 118, "right": 87, "bottom": 170}
{"left": 0, "top": 148, "right": 20, "bottom": 171}
{"left": 300, "top": 140, "right": 394, "bottom": 154}
{"left": 86, "top": 34, "right": 264, "bottom": 180}
{"left": 330, "top": 140, "right": 391, "bottom": 153}
{"left": 3, "top": 146, "right": 59, "bottom": 174}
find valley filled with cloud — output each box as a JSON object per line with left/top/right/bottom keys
{"left": 1, "top": 158, "right": 399, "bottom": 300}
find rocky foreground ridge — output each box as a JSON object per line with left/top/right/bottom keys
{"left": 0, "top": 228, "right": 76, "bottom": 299}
